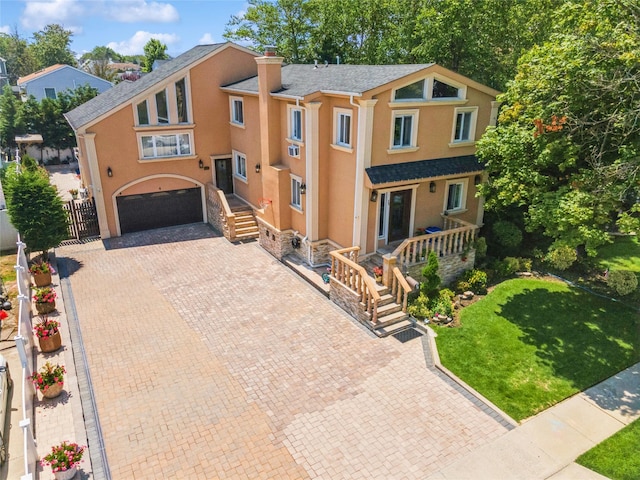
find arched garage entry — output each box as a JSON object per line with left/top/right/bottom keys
{"left": 114, "top": 175, "right": 205, "bottom": 235}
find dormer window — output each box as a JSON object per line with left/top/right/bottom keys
{"left": 394, "top": 80, "right": 425, "bottom": 101}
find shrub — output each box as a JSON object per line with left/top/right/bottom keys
{"left": 455, "top": 269, "right": 488, "bottom": 294}
{"left": 420, "top": 251, "right": 441, "bottom": 298}
{"left": 546, "top": 245, "right": 577, "bottom": 270}
{"left": 492, "top": 220, "right": 522, "bottom": 249}
{"left": 607, "top": 270, "right": 638, "bottom": 296}
{"left": 431, "top": 290, "right": 454, "bottom": 317}
{"left": 408, "top": 292, "right": 431, "bottom": 319}
{"left": 473, "top": 237, "right": 487, "bottom": 260}
{"left": 519, "top": 257, "right": 533, "bottom": 272}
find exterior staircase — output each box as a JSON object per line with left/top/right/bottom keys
{"left": 230, "top": 204, "right": 259, "bottom": 241}
{"left": 364, "top": 283, "right": 414, "bottom": 337}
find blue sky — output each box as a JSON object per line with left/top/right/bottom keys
{"left": 0, "top": 0, "right": 249, "bottom": 57}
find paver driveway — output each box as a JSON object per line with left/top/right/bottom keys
{"left": 58, "top": 224, "right": 509, "bottom": 479}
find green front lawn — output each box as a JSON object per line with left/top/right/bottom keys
{"left": 434, "top": 278, "right": 639, "bottom": 421}
{"left": 598, "top": 235, "right": 640, "bottom": 273}
{"left": 577, "top": 418, "right": 640, "bottom": 480}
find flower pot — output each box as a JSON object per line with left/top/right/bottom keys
{"left": 42, "top": 382, "right": 64, "bottom": 399}
{"left": 35, "top": 301, "right": 56, "bottom": 315}
{"left": 38, "top": 331, "right": 62, "bottom": 353}
{"left": 33, "top": 271, "right": 51, "bottom": 287}
{"left": 53, "top": 465, "right": 77, "bottom": 480}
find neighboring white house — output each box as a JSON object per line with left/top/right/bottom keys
{"left": 17, "top": 64, "right": 112, "bottom": 101}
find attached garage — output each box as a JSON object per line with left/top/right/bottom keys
{"left": 116, "top": 187, "right": 203, "bottom": 234}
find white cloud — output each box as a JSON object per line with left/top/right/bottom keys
{"left": 107, "top": 31, "right": 179, "bottom": 56}
{"left": 104, "top": 1, "right": 179, "bottom": 23}
{"left": 198, "top": 33, "right": 214, "bottom": 45}
{"left": 0, "top": 26, "right": 11, "bottom": 35}
{"left": 21, "top": 0, "right": 85, "bottom": 31}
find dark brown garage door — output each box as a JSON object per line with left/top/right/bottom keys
{"left": 117, "top": 187, "right": 203, "bottom": 234}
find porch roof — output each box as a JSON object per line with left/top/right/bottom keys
{"left": 365, "top": 155, "right": 482, "bottom": 186}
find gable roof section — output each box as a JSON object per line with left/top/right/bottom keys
{"left": 17, "top": 64, "right": 66, "bottom": 84}
{"left": 224, "top": 64, "right": 434, "bottom": 98}
{"left": 65, "top": 43, "right": 234, "bottom": 130}
{"left": 365, "top": 155, "right": 482, "bottom": 186}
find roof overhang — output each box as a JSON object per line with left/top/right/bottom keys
{"left": 365, "top": 155, "right": 483, "bottom": 189}
{"left": 15, "top": 134, "right": 43, "bottom": 145}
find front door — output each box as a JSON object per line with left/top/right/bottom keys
{"left": 388, "top": 189, "right": 412, "bottom": 242}
{"left": 215, "top": 158, "right": 233, "bottom": 194}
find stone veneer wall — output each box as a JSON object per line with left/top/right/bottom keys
{"left": 328, "top": 278, "right": 368, "bottom": 324}
{"left": 406, "top": 250, "right": 477, "bottom": 286}
{"left": 205, "top": 183, "right": 227, "bottom": 238}
{"left": 256, "top": 217, "right": 295, "bottom": 260}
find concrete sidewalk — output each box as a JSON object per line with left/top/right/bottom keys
{"left": 427, "top": 363, "right": 640, "bottom": 479}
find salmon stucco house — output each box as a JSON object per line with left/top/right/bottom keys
{"left": 65, "top": 42, "right": 500, "bottom": 334}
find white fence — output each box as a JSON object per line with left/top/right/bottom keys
{"left": 12, "top": 238, "right": 38, "bottom": 479}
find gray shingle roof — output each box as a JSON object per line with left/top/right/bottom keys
{"left": 224, "top": 63, "right": 434, "bottom": 97}
{"left": 365, "top": 155, "right": 482, "bottom": 185}
{"left": 65, "top": 43, "right": 228, "bottom": 130}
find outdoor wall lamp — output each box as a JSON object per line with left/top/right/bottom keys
{"left": 429, "top": 181, "right": 436, "bottom": 193}
{"left": 370, "top": 190, "right": 378, "bottom": 202}
{"left": 107, "top": 167, "right": 113, "bottom": 177}
{"left": 198, "top": 159, "right": 204, "bottom": 169}
{"left": 255, "top": 163, "right": 261, "bottom": 173}
{"left": 300, "top": 183, "right": 307, "bottom": 195}
{"left": 474, "top": 174, "right": 482, "bottom": 186}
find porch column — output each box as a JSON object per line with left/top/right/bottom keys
{"left": 352, "top": 99, "right": 378, "bottom": 250}
{"left": 304, "top": 101, "right": 322, "bottom": 241}
{"left": 80, "top": 132, "right": 111, "bottom": 239}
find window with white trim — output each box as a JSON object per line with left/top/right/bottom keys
{"left": 230, "top": 97, "right": 244, "bottom": 125}
{"left": 155, "top": 90, "right": 169, "bottom": 124}
{"left": 44, "top": 87, "right": 56, "bottom": 100}
{"left": 334, "top": 109, "right": 352, "bottom": 147}
{"left": 141, "top": 133, "right": 192, "bottom": 159}
{"left": 432, "top": 79, "right": 461, "bottom": 99}
{"left": 175, "top": 78, "right": 188, "bottom": 123}
{"left": 452, "top": 107, "right": 478, "bottom": 143}
{"left": 234, "top": 152, "right": 247, "bottom": 180}
{"left": 444, "top": 178, "right": 468, "bottom": 212}
{"left": 289, "top": 107, "right": 303, "bottom": 141}
{"left": 137, "top": 100, "right": 149, "bottom": 125}
{"left": 394, "top": 80, "right": 425, "bottom": 101}
{"left": 391, "top": 110, "right": 418, "bottom": 148}
{"left": 291, "top": 176, "right": 302, "bottom": 209}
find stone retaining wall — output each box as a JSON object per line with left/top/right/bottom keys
{"left": 205, "top": 184, "right": 226, "bottom": 238}
{"left": 406, "top": 250, "right": 476, "bottom": 286}
{"left": 328, "top": 278, "right": 368, "bottom": 324}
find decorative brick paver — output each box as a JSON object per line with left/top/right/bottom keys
{"left": 57, "top": 225, "right": 508, "bottom": 478}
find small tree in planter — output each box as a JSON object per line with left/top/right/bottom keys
{"left": 2, "top": 163, "right": 68, "bottom": 260}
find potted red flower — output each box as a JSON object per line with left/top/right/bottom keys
{"left": 33, "top": 287, "right": 57, "bottom": 314}
{"left": 33, "top": 316, "right": 62, "bottom": 353}
{"left": 30, "top": 261, "right": 53, "bottom": 287}
{"left": 41, "top": 441, "right": 85, "bottom": 479}
{"left": 31, "top": 362, "right": 65, "bottom": 399}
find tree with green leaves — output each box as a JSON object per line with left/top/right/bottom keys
{"left": 2, "top": 163, "right": 69, "bottom": 259}
{"left": 0, "top": 29, "right": 38, "bottom": 84}
{"left": 477, "top": 0, "right": 640, "bottom": 259}
{"left": 0, "top": 85, "right": 24, "bottom": 154}
{"left": 31, "top": 24, "right": 76, "bottom": 69}
{"left": 142, "top": 38, "right": 169, "bottom": 72}
{"left": 224, "top": 0, "right": 314, "bottom": 63}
